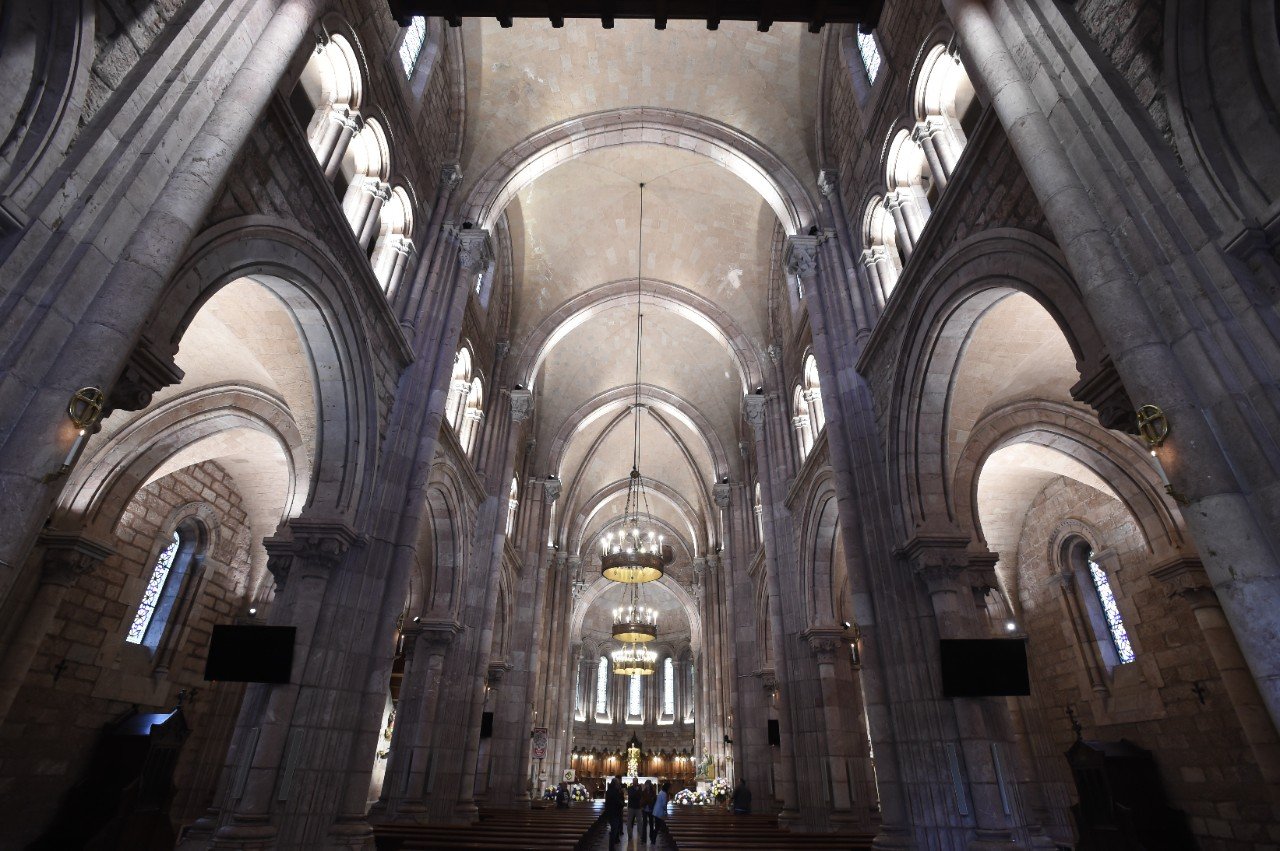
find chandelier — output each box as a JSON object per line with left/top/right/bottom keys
{"left": 611, "top": 642, "right": 657, "bottom": 676}
{"left": 612, "top": 583, "right": 658, "bottom": 643}
{"left": 600, "top": 181, "right": 674, "bottom": 585}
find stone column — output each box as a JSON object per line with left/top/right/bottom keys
{"left": 0, "top": 532, "right": 113, "bottom": 725}
{"left": 317, "top": 105, "right": 360, "bottom": 179}
{"left": 883, "top": 189, "right": 924, "bottom": 254}
{"left": 913, "top": 118, "right": 953, "bottom": 189}
{"left": 907, "top": 539, "right": 1027, "bottom": 850}
{"left": 342, "top": 175, "right": 390, "bottom": 248}
{"left": 802, "top": 626, "right": 875, "bottom": 830}
{"left": 1151, "top": 557, "right": 1280, "bottom": 786}
{"left": 373, "top": 620, "right": 462, "bottom": 822}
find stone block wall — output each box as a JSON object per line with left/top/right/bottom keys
{"left": 1011, "top": 476, "right": 1280, "bottom": 848}
{"left": 1071, "top": 0, "right": 1172, "bottom": 146}
{"left": 0, "top": 460, "right": 254, "bottom": 845}
{"left": 84, "top": 0, "right": 193, "bottom": 126}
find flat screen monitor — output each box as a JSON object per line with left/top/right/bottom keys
{"left": 204, "top": 624, "right": 295, "bottom": 684}
{"left": 939, "top": 638, "right": 1030, "bottom": 697}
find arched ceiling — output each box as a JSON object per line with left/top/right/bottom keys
{"left": 464, "top": 21, "right": 819, "bottom": 599}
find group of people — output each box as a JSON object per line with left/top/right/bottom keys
{"left": 604, "top": 777, "right": 668, "bottom": 846}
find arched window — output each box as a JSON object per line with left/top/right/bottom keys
{"left": 337, "top": 118, "right": 391, "bottom": 246}
{"left": 398, "top": 17, "right": 428, "bottom": 78}
{"left": 1087, "top": 551, "right": 1135, "bottom": 664}
{"left": 662, "top": 657, "right": 675, "bottom": 717}
{"left": 686, "top": 660, "right": 695, "bottom": 720}
{"left": 884, "top": 129, "right": 935, "bottom": 259}
{"left": 126, "top": 525, "right": 200, "bottom": 651}
{"left": 793, "top": 385, "right": 814, "bottom": 461}
{"left": 753, "top": 483, "right": 764, "bottom": 545}
{"left": 460, "top": 376, "right": 485, "bottom": 457}
{"left": 447, "top": 348, "right": 472, "bottom": 432}
{"left": 506, "top": 476, "right": 519, "bottom": 538}
{"left": 913, "top": 44, "right": 979, "bottom": 188}
{"left": 370, "top": 185, "right": 416, "bottom": 294}
{"left": 802, "top": 354, "right": 825, "bottom": 434}
{"left": 596, "top": 656, "right": 609, "bottom": 716}
{"left": 628, "top": 672, "right": 642, "bottom": 720}
{"left": 289, "top": 33, "right": 363, "bottom": 177}
{"left": 857, "top": 30, "right": 882, "bottom": 84}
{"left": 861, "top": 195, "right": 903, "bottom": 305}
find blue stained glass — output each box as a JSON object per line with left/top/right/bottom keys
{"left": 1088, "top": 554, "right": 1135, "bottom": 664}
{"left": 662, "top": 657, "right": 675, "bottom": 715}
{"left": 127, "top": 532, "right": 180, "bottom": 645}
{"left": 399, "top": 17, "right": 428, "bottom": 79}
{"left": 857, "top": 31, "right": 882, "bottom": 85}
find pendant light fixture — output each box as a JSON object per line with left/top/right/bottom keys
{"left": 599, "top": 182, "right": 674, "bottom": 584}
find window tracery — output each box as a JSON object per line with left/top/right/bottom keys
{"left": 1088, "top": 552, "right": 1135, "bottom": 664}
{"left": 596, "top": 655, "right": 609, "bottom": 716}
{"left": 127, "top": 531, "right": 181, "bottom": 645}
{"left": 857, "top": 31, "right": 882, "bottom": 84}
{"left": 399, "top": 17, "right": 428, "bottom": 78}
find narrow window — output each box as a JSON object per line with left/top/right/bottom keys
{"left": 399, "top": 17, "right": 428, "bottom": 79}
{"left": 596, "top": 656, "right": 609, "bottom": 715}
{"left": 127, "top": 531, "right": 181, "bottom": 645}
{"left": 628, "top": 672, "right": 642, "bottom": 718}
{"left": 857, "top": 31, "right": 882, "bottom": 84}
{"left": 1087, "top": 552, "right": 1135, "bottom": 663}
{"left": 662, "top": 658, "right": 675, "bottom": 716}
{"left": 506, "top": 477, "right": 519, "bottom": 538}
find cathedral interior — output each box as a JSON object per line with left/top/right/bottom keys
{"left": 1, "top": 0, "right": 1279, "bottom": 848}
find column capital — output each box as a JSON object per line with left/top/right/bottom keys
{"left": 441, "top": 163, "right": 463, "bottom": 190}
{"left": 38, "top": 531, "right": 115, "bottom": 586}
{"left": 264, "top": 519, "right": 362, "bottom": 587}
{"left": 455, "top": 227, "right": 493, "bottom": 271}
{"left": 783, "top": 235, "right": 820, "bottom": 280}
{"left": 1149, "top": 555, "right": 1216, "bottom": 608}
{"left": 755, "top": 668, "right": 779, "bottom": 697}
{"left": 817, "top": 168, "right": 840, "bottom": 198}
{"left": 712, "top": 483, "right": 731, "bottom": 509}
{"left": 542, "top": 476, "right": 562, "bottom": 503}
{"left": 801, "top": 626, "right": 847, "bottom": 664}
{"left": 742, "top": 393, "right": 768, "bottom": 437}
{"left": 406, "top": 618, "right": 464, "bottom": 650}
{"left": 487, "top": 660, "right": 513, "bottom": 686}
{"left": 508, "top": 388, "right": 534, "bottom": 423}
{"left": 898, "top": 533, "right": 973, "bottom": 594}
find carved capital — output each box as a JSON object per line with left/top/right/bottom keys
{"left": 1150, "top": 556, "right": 1216, "bottom": 608}
{"left": 802, "top": 627, "right": 845, "bottom": 664}
{"left": 495, "top": 340, "right": 511, "bottom": 360}
{"left": 542, "top": 477, "right": 562, "bottom": 503}
{"left": 456, "top": 227, "right": 493, "bottom": 271}
{"left": 900, "top": 534, "right": 973, "bottom": 594}
{"left": 487, "top": 660, "right": 512, "bottom": 686}
{"left": 817, "top": 168, "right": 839, "bottom": 198}
{"left": 38, "top": 531, "right": 114, "bottom": 586}
{"left": 414, "top": 619, "right": 463, "bottom": 651}
{"left": 1070, "top": 355, "right": 1139, "bottom": 434}
{"left": 509, "top": 388, "right": 534, "bottom": 423}
{"left": 107, "top": 338, "right": 185, "bottom": 416}
{"left": 784, "top": 236, "right": 820, "bottom": 280}
{"left": 766, "top": 343, "right": 782, "bottom": 364}
{"left": 742, "top": 393, "right": 767, "bottom": 437}
{"left": 441, "top": 163, "right": 463, "bottom": 190}
{"left": 266, "top": 520, "right": 361, "bottom": 587}
{"left": 756, "top": 668, "right": 779, "bottom": 697}
{"left": 712, "top": 483, "right": 731, "bottom": 510}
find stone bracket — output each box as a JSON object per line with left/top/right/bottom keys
{"left": 1070, "top": 355, "right": 1138, "bottom": 434}
{"left": 106, "top": 336, "right": 185, "bottom": 416}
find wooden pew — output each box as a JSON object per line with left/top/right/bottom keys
{"left": 663, "top": 805, "right": 875, "bottom": 850}
{"left": 374, "top": 802, "right": 604, "bottom": 850}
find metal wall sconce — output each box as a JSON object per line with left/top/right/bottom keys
{"left": 43, "top": 386, "right": 105, "bottom": 482}
{"left": 1136, "top": 404, "right": 1189, "bottom": 506}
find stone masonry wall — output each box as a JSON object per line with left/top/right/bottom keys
{"left": 1012, "top": 476, "right": 1279, "bottom": 848}
{"left": 84, "top": 0, "right": 193, "bottom": 127}
{"left": 0, "top": 460, "right": 254, "bottom": 846}
{"left": 1071, "top": 0, "right": 1172, "bottom": 146}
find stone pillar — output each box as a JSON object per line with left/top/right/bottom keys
{"left": 913, "top": 118, "right": 954, "bottom": 188}
{"left": 1151, "top": 557, "right": 1280, "bottom": 786}
{"left": 317, "top": 105, "right": 360, "bottom": 179}
{"left": 373, "top": 620, "right": 462, "bottom": 822}
{"left": 883, "top": 189, "right": 924, "bottom": 254}
{"left": 342, "top": 175, "right": 390, "bottom": 248}
{"left": 803, "top": 626, "right": 875, "bottom": 830}
{"left": 0, "top": 532, "right": 113, "bottom": 725}
{"left": 907, "top": 539, "right": 1028, "bottom": 850}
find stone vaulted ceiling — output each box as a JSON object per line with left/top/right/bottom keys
{"left": 462, "top": 18, "right": 821, "bottom": 600}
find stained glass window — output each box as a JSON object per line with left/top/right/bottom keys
{"left": 399, "top": 17, "right": 428, "bottom": 79}
{"left": 127, "top": 532, "right": 181, "bottom": 645}
{"left": 628, "top": 672, "right": 642, "bottom": 717}
{"left": 1088, "top": 553, "right": 1135, "bottom": 664}
{"left": 596, "top": 656, "right": 609, "bottom": 715}
{"left": 662, "top": 658, "right": 675, "bottom": 716}
{"left": 857, "top": 31, "right": 882, "bottom": 85}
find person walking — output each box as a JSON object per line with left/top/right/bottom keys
{"left": 641, "top": 780, "right": 656, "bottom": 843}
{"left": 627, "top": 778, "right": 643, "bottom": 838}
{"left": 651, "top": 781, "right": 670, "bottom": 844}
{"left": 605, "top": 777, "right": 625, "bottom": 847}
{"left": 732, "top": 778, "right": 752, "bottom": 814}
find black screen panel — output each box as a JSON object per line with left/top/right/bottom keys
{"left": 939, "top": 638, "right": 1030, "bottom": 697}
{"left": 205, "top": 624, "right": 295, "bottom": 684}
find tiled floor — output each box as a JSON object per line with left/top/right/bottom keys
{"left": 585, "top": 817, "right": 677, "bottom": 850}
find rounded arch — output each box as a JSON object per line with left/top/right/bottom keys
{"left": 797, "top": 473, "right": 843, "bottom": 627}
{"left": 52, "top": 385, "right": 306, "bottom": 540}
{"left": 298, "top": 28, "right": 365, "bottom": 111}
{"left": 461, "top": 108, "right": 818, "bottom": 237}
{"left": 888, "top": 229, "right": 1108, "bottom": 536}
{"left": 154, "top": 216, "right": 383, "bottom": 520}
{"left": 952, "top": 400, "right": 1188, "bottom": 560}
{"left": 516, "top": 277, "right": 765, "bottom": 394}
{"left": 571, "top": 574, "right": 703, "bottom": 653}
{"left": 568, "top": 478, "right": 704, "bottom": 559}
{"left": 413, "top": 462, "right": 469, "bottom": 619}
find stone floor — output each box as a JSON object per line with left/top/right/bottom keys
{"left": 588, "top": 814, "right": 677, "bottom": 850}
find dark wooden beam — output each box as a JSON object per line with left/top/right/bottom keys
{"left": 387, "top": 0, "right": 883, "bottom": 30}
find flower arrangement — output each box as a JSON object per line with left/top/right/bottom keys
{"left": 542, "top": 783, "right": 590, "bottom": 801}
{"left": 710, "top": 777, "right": 731, "bottom": 800}
{"left": 673, "top": 788, "right": 712, "bottom": 806}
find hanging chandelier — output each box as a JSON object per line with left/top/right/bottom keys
{"left": 600, "top": 182, "right": 674, "bottom": 585}
{"left": 612, "top": 584, "right": 658, "bottom": 643}
{"left": 611, "top": 642, "right": 657, "bottom": 676}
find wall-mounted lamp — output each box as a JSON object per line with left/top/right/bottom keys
{"left": 44, "top": 387, "right": 106, "bottom": 482}
{"left": 1136, "top": 404, "right": 1189, "bottom": 505}
{"left": 248, "top": 607, "right": 258, "bottom": 617}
